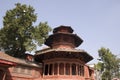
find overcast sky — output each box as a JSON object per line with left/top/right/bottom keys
{"left": 0, "top": 0, "right": 120, "bottom": 64}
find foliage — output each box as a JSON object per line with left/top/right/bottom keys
{"left": 96, "top": 47, "right": 120, "bottom": 80}
{"left": 0, "top": 3, "right": 51, "bottom": 58}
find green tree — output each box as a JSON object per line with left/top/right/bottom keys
{"left": 96, "top": 47, "right": 120, "bottom": 80}
{"left": 0, "top": 3, "right": 51, "bottom": 58}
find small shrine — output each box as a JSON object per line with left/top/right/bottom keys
{"left": 35, "top": 25, "right": 94, "bottom": 80}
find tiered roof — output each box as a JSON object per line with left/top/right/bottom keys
{"left": 35, "top": 25, "right": 93, "bottom": 63}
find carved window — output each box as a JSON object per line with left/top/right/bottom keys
{"left": 45, "top": 64, "right": 48, "bottom": 75}
{"left": 72, "top": 64, "right": 76, "bottom": 75}
{"left": 54, "top": 63, "right": 58, "bottom": 75}
{"left": 59, "top": 63, "right": 64, "bottom": 75}
{"left": 26, "top": 67, "right": 32, "bottom": 75}
{"left": 81, "top": 66, "right": 84, "bottom": 76}
{"left": 79, "top": 65, "right": 84, "bottom": 76}
{"left": 49, "top": 64, "right": 53, "bottom": 75}
{"left": 13, "top": 66, "right": 20, "bottom": 73}
{"left": 66, "top": 63, "right": 70, "bottom": 75}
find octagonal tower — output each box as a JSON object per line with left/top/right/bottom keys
{"left": 35, "top": 25, "right": 94, "bottom": 80}
{"left": 45, "top": 26, "right": 83, "bottom": 49}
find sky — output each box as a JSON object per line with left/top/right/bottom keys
{"left": 0, "top": 0, "right": 120, "bottom": 64}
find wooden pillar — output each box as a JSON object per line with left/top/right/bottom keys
{"left": 52, "top": 63, "right": 54, "bottom": 75}
{"left": 43, "top": 64, "right": 45, "bottom": 77}
{"left": 70, "top": 63, "right": 72, "bottom": 75}
{"left": 58, "top": 63, "right": 59, "bottom": 75}
{"left": 48, "top": 64, "right": 49, "bottom": 75}
{"left": 54, "top": 63, "right": 57, "bottom": 75}
{"left": 76, "top": 64, "right": 78, "bottom": 75}
{"left": 64, "top": 63, "right": 65, "bottom": 75}
{"left": 80, "top": 65, "right": 81, "bottom": 76}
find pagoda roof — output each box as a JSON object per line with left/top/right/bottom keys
{"left": 53, "top": 25, "right": 73, "bottom": 33}
{"left": 45, "top": 32, "right": 83, "bottom": 47}
{"left": 35, "top": 48, "right": 93, "bottom": 63}
{"left": 36, "top": 48, "right": 86, "bottom": 54}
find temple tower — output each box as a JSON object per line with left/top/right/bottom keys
{"left": 35, "top": 26, "right": 94, "bottom": 80}
{"left": 45, "top": 26, "right": 83, "bottom": 49}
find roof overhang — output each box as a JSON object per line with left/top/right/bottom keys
{"left": 45, "top": 33, "right": 83, "bottom": 47}
{"left": 35, "top": 48, "right": 93, "bottom": 63}
{"left": 0, "top": 59, "right": 16, "bottom": 66}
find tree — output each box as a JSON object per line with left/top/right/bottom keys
{"left": 96, "top": 47, "right": 120, "bottom": 80}
{"left": 0, "top": 3, "right": 51, "bottom": 58}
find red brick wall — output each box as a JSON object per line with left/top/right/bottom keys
{"left": 6, "top": 65, "right": 42, "bottom": 80}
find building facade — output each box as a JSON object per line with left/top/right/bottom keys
{"left": 0, "top": 25, "right": 94, "bottom": 80}
{"left": 0, "top": 52, "right": 42, "bottom": 80}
